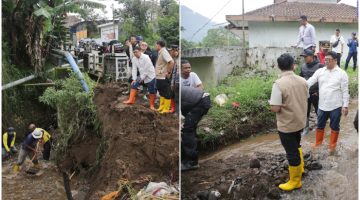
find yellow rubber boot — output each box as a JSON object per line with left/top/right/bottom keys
{"left": 299, "top": 147, "right": 304, "bottom": 173}
{"left": 13, "top": 164, "right": 20, "bottom": 172}
{"left": 279, "top": 165, "right": 302, "bottom": 191}
{"left": 33, "top": 163, "right": 40, "bottom": 169}
{"left": 156, "top": 96, "right": 165, "bottom": 112}
{"left": 159, "top": 99, "right": 171, "bottom": 114}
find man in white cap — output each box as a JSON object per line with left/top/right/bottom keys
{"left": 13, "top": 128, "right": 43, "bottom": 172}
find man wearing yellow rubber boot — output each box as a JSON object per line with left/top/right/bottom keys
{"left": 154, "top": 40, "right": 174, "bottom": 114}
{"left": 13, "top": 129, "right": 43, "bottom": 172}
{"left": 307, "top": 51, "right": 349, "bottom": 152}
{"left": 123, "top": 46, "right": 157, "bottom": 110}
{"left": 270, "top": 54, "right": 308, "bottom": 191}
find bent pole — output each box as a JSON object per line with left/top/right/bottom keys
{"left": 2, "top": 75, "right": 36, "bottom": 90}
{"left": 2, "top": 53, "right": 87, "bottom": 92}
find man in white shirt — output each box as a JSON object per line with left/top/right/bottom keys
{"left": 330, "top": 29, "right": 345, "bottom": 68}
{"left": 123, "top": 46, "right": 156, "bottom": 110}
{"left": 307, "top": 51, "right": 349, "bottom": 152}
{"left": 181, "top": 59, "right": 203, "bottom": 89}
{"left": 294, "top": 15, "right": 316, "bottom": 51}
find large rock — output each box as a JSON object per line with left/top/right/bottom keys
{"left": 250, "top": 158, "right": 261, "bottom": 168}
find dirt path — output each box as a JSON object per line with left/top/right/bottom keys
{"left": 182, "top": 100, "right": 358, "bottom": 200}
{"left": 2, "top": 159, "right": 67, "bottom": 200}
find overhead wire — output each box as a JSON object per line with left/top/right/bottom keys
{"left": 190, "top": 0, "right": 233, "bottom": 40}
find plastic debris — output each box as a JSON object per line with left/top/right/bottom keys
{"left": 214, "top": 94, "right": 228, "bottom": 107}
{"left": 136, "top": 182, "right": 179, "bottom": 199}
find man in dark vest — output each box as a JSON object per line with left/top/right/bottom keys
{"left": 181, "top": 86, "right": 211, "bottom": 171}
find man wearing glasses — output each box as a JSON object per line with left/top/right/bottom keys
{"left": 140, "top": 41, "right": 157, "bottom": 66}
{"left": 307, "top": 51, "right": 349, "bottom": 152}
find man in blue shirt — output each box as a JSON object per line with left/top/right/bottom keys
{"left": 13, "top": 129, "right": 43, "bottom": 172}
{"left": 345, "top": 32, "right": 358, "bottom": 71}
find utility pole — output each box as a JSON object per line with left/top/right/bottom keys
{"left": 112, "top": 3, "right": 115, "bottom": 40}
{"left": 242, "top": 0, "right": 245, "bottom": 49}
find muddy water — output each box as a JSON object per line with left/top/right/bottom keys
{"left": 201, "top": 100, "right": 358, "bottom": 200}
{"left": 2, "top": 160, "right": 67, "bottom": 200}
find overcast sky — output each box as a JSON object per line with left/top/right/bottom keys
{"left": 181, "top": 0, "right": 357, "bottom": 23}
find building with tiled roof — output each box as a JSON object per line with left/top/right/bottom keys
{"left": 226, "top": 0, "right": 358, "bottom": 59}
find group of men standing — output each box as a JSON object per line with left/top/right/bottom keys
{"left": 270, "top": 50, "right": 349, "bottom": 191}
{"left": 269, "top": 14, "right": 352, "bottom": 192}
{"left": 294, "top": 15, "right": 358, "bottom": 70}
{"left": 122, "top": 35, "right": 179, "bottom": 114}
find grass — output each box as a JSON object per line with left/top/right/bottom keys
{"left": 344, "top": 66, "right": 358, "bottom": 98}
{"left": 198, "top": 69, "right": 277, "bottom": 149}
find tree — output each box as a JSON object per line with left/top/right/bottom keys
{"left": 202, "top": 27, "right": 241, "bottom": 48}
{"left": 181, "top": 39, "right": 198, "bottom": 51}
{"left": 2, "top": 0, "right": 105, "bottom": 74}
{"left": 117, "top": 0, "right": 152, "bottom": 36}
{"left": 116, "top": 0, "right": 179, "bottom": 47}
{"left": 158, "top": 0, "right": 179, "bottom": 46}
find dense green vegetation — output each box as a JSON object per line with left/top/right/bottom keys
{"left": 117, "top": 0, "right": 179, "bottom": 46}
{"left": 39, "top": 74, "right": 99, "bottom": 161}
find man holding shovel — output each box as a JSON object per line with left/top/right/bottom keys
{"left": 13, "top": 129, "right": 43, "bottom": 172}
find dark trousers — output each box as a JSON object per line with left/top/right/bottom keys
{"left": 345, "top": 52, "right": 357, "bottom": 71}
{"left": 43, "top": 141, "right": 51, "bottom": 160}
{"left": 131, "top": 77, "right": 157, "bottom": 94}
{"left": 336, "top": 53, "right": 342, "bottom": 68}
{"left": 156, "top": 79, "right": 172, "bottom": 99}
{"left": 307, "top": 94, "right": 319, "bottom": 117}
{"left": 278, "top": 130, "right": 302, "bottom": 166}
{"left": 174, "top": 84, "right": 179, "bottom": 113}
{"left": 317, "top": 107, "right": 342, "bottom": 131}
{"left": 181, "top": 96, "right": 211, "bottom": 164}
{"left": 354, "top": 110, "right": 358, "bottom": 133}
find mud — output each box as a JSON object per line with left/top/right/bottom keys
{"left": 2, "top": 159, "right": 68, "bottom": 200}
{"left": 182, "top": 100, "right": 358, "bottom": 200}
{"left": 86, "top": 82, "right": 179, "bottom": 199}
{"left": 59, "top": 137, "right": 100, "bottom": 174}
{"left": 181, "top": 151, "right": 322, "bottom": 200}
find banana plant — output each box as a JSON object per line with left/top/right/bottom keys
{"left": 2, "top": 0, "right": 106, "bottom": 74}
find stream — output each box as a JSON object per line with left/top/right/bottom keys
{"left": 192, "top": 99, "right": 358, "bottom": 200}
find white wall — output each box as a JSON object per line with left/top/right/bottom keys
{"left": 248, "top": 21, "right": 358, "bottom": 61}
